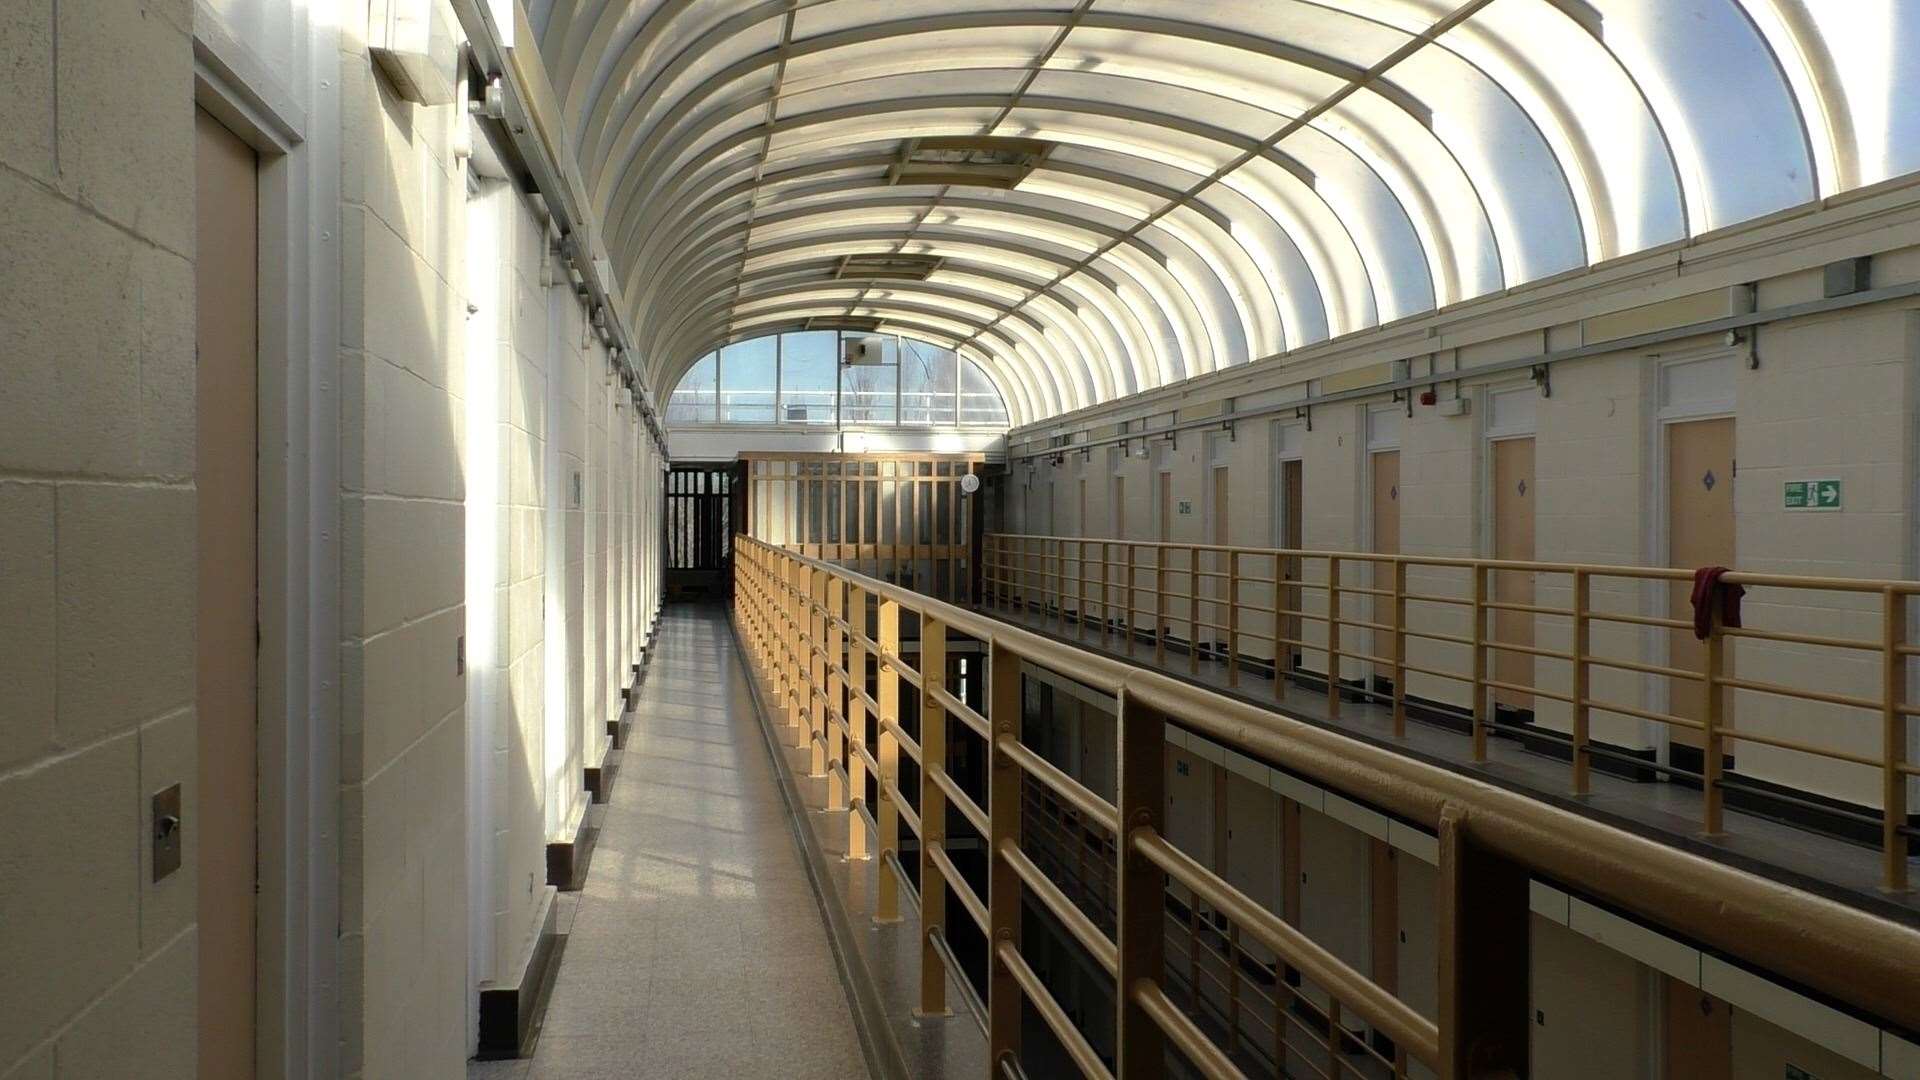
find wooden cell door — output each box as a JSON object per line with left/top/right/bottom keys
{"left": 1211, "top": 466, "right": 1229, "bottom": 652}
{"left": 195, "top": 107, "right": 258, "bottom": 1080}
{"left": 1110, "top": 475, "right": 1125, "bottom": 537}
{"left": 1664, "top": 978, "right": 1733, "bottom": 1079}
{"left": 1370, "top": 451, "right": 1401, "bottom": 671}
{"left": 1667, "top": 419, "right": 1735, "bottom": 753}
{"left": 1492, "top": 438, "right": 1536, "bottom": 713}
{"left": 1157, "top": 471, "right": 1171, "bottom": 541}
{"left": 1281, "top": 460, "right": 1303, "bottom": 668}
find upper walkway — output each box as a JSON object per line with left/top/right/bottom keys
{"left": 982, "top": 555, "right": 1920, "bottom": 929}
{"left": 980, "top": 532, "right": 1920, "bottom": 924}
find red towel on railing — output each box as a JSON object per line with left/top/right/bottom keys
{"left": 1690, "top": 566, "right": 1745, "bottom": 640}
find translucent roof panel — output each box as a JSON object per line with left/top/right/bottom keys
{"left": 531, "top": 0, "right": 1920, "bottom": 428}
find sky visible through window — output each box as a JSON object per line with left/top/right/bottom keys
{"left": 666, "top": 331, "right": 1009, "bottom": 429}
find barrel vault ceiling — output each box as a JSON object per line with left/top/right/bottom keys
{"left": 525, "top": 0, "right": 1920, "bottom": 427}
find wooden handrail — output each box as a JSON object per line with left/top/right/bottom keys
{"left": 984, "top": 530, "right": 1918, "bottom": 891}
{"left": 732, "top": 534, "right": 1920, "bottom": 1080}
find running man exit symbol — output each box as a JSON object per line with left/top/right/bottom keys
{"left": 1785, "top": 479, "right": 1841, "bottom": 511}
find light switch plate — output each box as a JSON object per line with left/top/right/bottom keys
{"left": 152, "top": 784, "right": 182, "bottom": 882}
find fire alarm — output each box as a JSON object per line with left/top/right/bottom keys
{"left": 1418, "top": 389, "right": 1438, "bottom": 406}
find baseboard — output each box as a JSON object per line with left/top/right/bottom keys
{"left": 475, "top": 886, "right": 564, "bottom": 1059}
{"left": 585, "top": 735, "right": 620, "bottom": 805}
{"left": 545, "top": 800, "right": 597, "bottom": 891}
{"left": 1719, "top": 769, "right": 1919, "bottom": 852}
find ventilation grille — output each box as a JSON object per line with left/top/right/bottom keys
{"left": 887, "top": 136, "right": 1054, "bottom": 189}
{"left": 834, "top": 253, "right": 944, "bottom": 281}
{"left": 805, "top": 316, "right": 884, "bottom": 333}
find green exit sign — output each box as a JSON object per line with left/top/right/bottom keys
{"left": 1784, "top": 479, "right": 1842, "bottom": 511}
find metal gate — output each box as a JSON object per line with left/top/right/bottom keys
{"left": 665, "top": 464, "right": 737, "bottom": 598}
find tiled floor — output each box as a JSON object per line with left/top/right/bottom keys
{"left": 476, "top": 606, "right": 869, "bottom": 1080}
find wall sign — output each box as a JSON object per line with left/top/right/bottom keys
{"left": 1783, "top": 479, "right": 1841, "bottom": 511}
{"left": 1178, "top": 500, "right": 1193, "bottom": 515}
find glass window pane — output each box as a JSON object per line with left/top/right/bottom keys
{"left": 666, "top": 352, "right": 718, "bottom": 424}
{"left": 959, "top": 357, "right": 1009, "bottom": 426}
{"left": 900, "top": 338, "right": 956, "bottom": 425}
{"left": 840, "top": 333, "right": 897, "bottom": 425}
{"left": 719, "top": 338, "right": 777, "bottom": 423}
{"left": 779, "top": 331, "right": 838, "bottom": 425}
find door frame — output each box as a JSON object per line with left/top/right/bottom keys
{"left": 1648, "top": 351, "right": 1739, "bottom": 771}
{"left": 193, "top": 12, "right": 341, "bottom": 1078}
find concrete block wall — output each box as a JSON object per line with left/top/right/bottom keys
{"left": 0, "top": 1, "right": 201, "bottom": 1076}
{"left": 463, "top": 175, "right": 557, "bottom": 1012}
{"left": 999, "top": 279, "right": 1920, "bottom": 811}
{"left": 0, "top": 1, "right": 669, "bottom": 1075}
{"left": 1729, "top": 309, "right": 1917, "bottom": 804}
{"left": 337, "top": 1, "right": 471, "bottom": 1071}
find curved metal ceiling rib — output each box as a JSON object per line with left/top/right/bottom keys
{"left": 526, "top": 0, "right": 1920, "bottom": 428}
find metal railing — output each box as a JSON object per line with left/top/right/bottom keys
{"left": 733, "top": 535, "right": 1920, "bottom": 1080}
{"left": 984, "top": 532, "right": 1920, "bottom": 893}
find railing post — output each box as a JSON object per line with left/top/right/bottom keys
{"left": 1437, "top": 805, "right": 1529, "bottom": 1080}
{"left": 826, "top": 575, "right": 846, "bottom": 808}
{"left": 1155, "top": 544, "right": 1167, "bottom": 666}
{"left": 1327, "top": 556, "right": 1343, "bottom": 720}
{"left": 1703, "top": 623, "right": 1727, "bottom": 837}
{"left": 919, "top": 615, "right": 950, "bottom": 1016}
{"left": 1572, "top": 570, "right": 1592, "bottom": 795}
{"left": 1884, "top": 588, "right": 1909, "bottom": 892}
{"left": 1059, "top": 534, "right": 1075, "bottom": 634}
{"left": 1101, "top": 540, "right": 1112, "bottom": 648}
{"left": 877, "top": 599, "right": 903, "bottom": 923}
{"left": 787, "top": 559, "right": 806, "bottom": 736}
{"left": 1078, "top": 539, "right": 1090, "bottom": 641}
{"left": 987, "top": 641, "right": 1024, "bottom": 1073}
{"left": 1115, "top": 686, "right": 1168, "bottom": 1080}
{"left": 1188, "top": 545, "right": 1201, "bottom": 675}
{"left": 1227, "top": 550, "right": 1241, "bottom": 687}
{"left": 1392, "top": 559, "right": 1407, "bottom": 736}
{"left": 810, "top": 568, "right": 829, "bottom": 775}
{"left": 1273, "top": 551, "right": 1287, "bottom": 701}
{"left": 847, "top": 585, "right": 871, "bottom": 860}
{"left": 1125, "top": 544, "right": 1138, "bottom": 658}
{"left": 1471, "top": 565, "right": 1488, "bottom": 762}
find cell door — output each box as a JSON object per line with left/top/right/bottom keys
{"left": 1370, "top": 451, "right": 1401, "bottom": 670}
{"left": 195, "top": 107, "right": 258, "bottom": 1080}
{"left": 1492, "top": 438, "right": 1536, "bottom": 713}
{"left": 1664, "top": 979, "right": 1732, "bottom": 1079}
{"left": 1667, "top": 418, "right": 1735, "bottom": 753}
{"left": 1282, "top": 460, "right": 1303, "bottom": 666}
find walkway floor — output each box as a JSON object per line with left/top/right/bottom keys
{"left": 475, "top": 605, "right": 868, "bottom": 1080}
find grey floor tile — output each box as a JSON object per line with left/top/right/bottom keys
{"left": 502, "top": 607, "right": 866, "bottom": 1080}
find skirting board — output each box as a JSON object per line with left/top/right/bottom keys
{"left": 585, "top": 735, "right": 620, "bottom": 805}
{"left": 475, "top": 885, "right": 565, "bottom": 1059}
{"left": 545, "top": 801, "right": 598, "bottom": 892}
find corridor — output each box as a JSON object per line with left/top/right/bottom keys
{"left": 13, "top": 2, "right": 1920, "bottom": 1078}
{"left": 477, "top": 608, "right": 866, "bottom": 1080}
